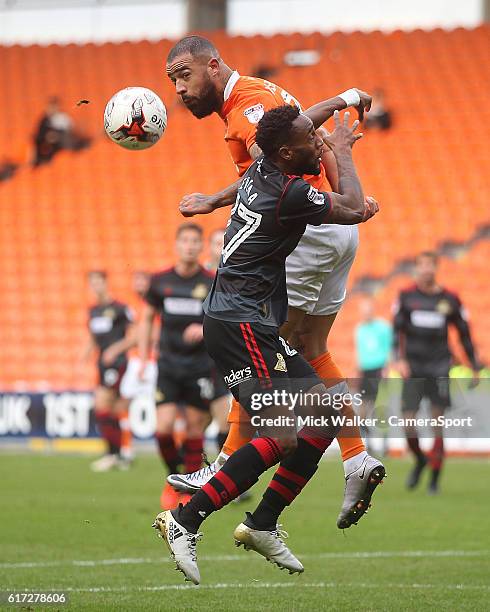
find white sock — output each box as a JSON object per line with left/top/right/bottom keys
{"left": 343, "top": 450, "right": 368, "bottom": 476}
{"left": 215, "top": 451, "right": 229, "bottom": 466}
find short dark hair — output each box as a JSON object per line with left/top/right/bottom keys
{"left": 416, "top": 251, "right": 438, "bottom": 264}
{"left": 88, "top": 270, "right": 107, "bottom": 280}
{"left": 176, "top": 222, "right": 203, "bottom": 238}
{"left": 167, "top": 35, "right": 219, "bottom": 64}
{"left": 255, "top": 105, "right": 301, "bottom": 157}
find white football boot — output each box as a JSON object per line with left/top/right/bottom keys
{"left": 337, "top": 454, "right": 386, "bottom": 529}
{"left": 90, "top": 454, "right": 119, "bottom": 472}
{"left": 152, "top": 510, "right": 202, "bottom": 585}
{"left": 167, "top": 455, "right": 226, "bottom": 493}
{"left": 234, "top": 518, "right": 304, "bottom": 574}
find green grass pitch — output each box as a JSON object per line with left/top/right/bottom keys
{"left": 1, "top": 453, "right": 488, "bottom": 611}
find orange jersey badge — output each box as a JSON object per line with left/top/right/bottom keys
{"left": 220, "top": 72, "right": 328, "bottom": 191}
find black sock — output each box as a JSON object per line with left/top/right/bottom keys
{"left": 249, "top": 437, "right": 325, "bottom": 530}
{"left": 175, "top": 437, "right": 283, "bottom": 533}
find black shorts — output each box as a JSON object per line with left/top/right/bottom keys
{"left": 203, "top": 315, "right": 320, "bottom": 416}
{"left": 97, "top": 361, "right": 127, "bottom": 393}
{"left": 359, "top": 368, "right": 382, "bottom": 402}
{"left": 155, "top": 364, "right": 215, "bottom": 412}
{"left": 401, "top": 376, "right": 451, "bottom": 412}
{"left": 211, "top": 368, "right": 230, "bottom": 402}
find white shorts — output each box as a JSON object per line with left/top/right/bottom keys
{"left": 119, "top": 357, "right": 157, "bottom": 400}
{"left": 286, "top": 224, "right": 358, "bottom": 316}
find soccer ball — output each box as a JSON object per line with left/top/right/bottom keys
{"left": 103, "top": 87, "right": 167, "bottom": 150}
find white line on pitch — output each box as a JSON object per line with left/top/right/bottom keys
{"left": 4, "top": 582, "right": 490, "bottom": 593}
{"left": 1, "top": 550, "right": 488, "bottom": 570}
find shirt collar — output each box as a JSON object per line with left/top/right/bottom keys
{"left": 223, "top": 70, "right": 240, "bottom": 102}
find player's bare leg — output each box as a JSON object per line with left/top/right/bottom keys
{"left": 210, "top": 394, "right": 230, "bottom": 452}
{"left": 283, "top": 307, "right": 385, "bottom": 528}
{"left": 156, "top": 402, "right": 181, "bottom": 508}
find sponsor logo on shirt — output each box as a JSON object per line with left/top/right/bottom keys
{"left": 307, "top": 186, "right": 325, "bottom": 206}
{"left": 90, "top": 316, "right": 114, "bottom": 334}
{"left": 244, "top": 103, "right": 265, "bottom": 124}
{"left": 224, "top": 366, "right": 253, "bottom": 388}
{"left": 410, "top": 310, "right": 445, "bottom": 329}
{"left": 163, "top": 297, "right": 203, "bottom": 316}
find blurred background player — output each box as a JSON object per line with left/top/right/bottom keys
{"left": 165, "top": 35, "right": 383, "bottom": 529}
{"left": 81, "top": 271, "right": 136, "bottom": 471}
{"left": 118, "top": 270, "right": 158, "bottom": 445}
{"left": 354, "top": 294, "right": 392, "bottom": 451}
{"left": 392, "top": 252, "right": 482, "bottom": 494}
{"left": 138, "top": 223, "right": 228, "bottom": 508}
{"left": 364, "top": 88, "right": 393, "bottom": 131}
{"left": 132, "top": 270, "right": 151, "bottom": 299}
{"left": 204, "top": 229, "right": 232, "bottom": 456}
{"left": 33, "top": 96, "right": 90, "bottom": 167}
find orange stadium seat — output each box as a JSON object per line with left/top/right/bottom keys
{"left": 0, "top": 26, "right": 489, "bottom": 387}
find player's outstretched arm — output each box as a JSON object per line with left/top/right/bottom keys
{"left": 304, "top": 88, "right": 372, "bottom": 129}
{"left": 179, "top": 144, "right": 264, "bottom": 217}
{"left": 324, "top": 111, "right": 377, "bottom": 224}
{"left": 179, "top": 179, "right": 242, "bottom": 217}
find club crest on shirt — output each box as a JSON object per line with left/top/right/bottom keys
{"left": 103, "top": 308, "right": 116, "bottom": 319}
{"left": 307, "top": 186, "right": 325, "bottom": 205}
{"left": 436, "top": 300, "right": 452, "bottom": 315}
{"left": 244, "top": 103, "right": 265, "bottom": 124}
{"left": 192, "top": 283, "right": 209, "bottom": 299}
{"left": 274, "top": 353, "right": 287, "bottom": 372}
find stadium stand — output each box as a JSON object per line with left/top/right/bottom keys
{"left": 0, "top": 26, "right": 489, "bottom": 387}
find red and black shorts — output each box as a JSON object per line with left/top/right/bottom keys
{"left": 203, "top": 315, "right": 319, "bottom": 416}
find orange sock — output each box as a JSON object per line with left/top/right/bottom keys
{"left": 118, "top": 409, "right": 132, "bottom": 457}
{"left": 222, "top": 399, "right": 254, "bottom": 456}
{"left": 309, "top": 351, "right": 365, "bottom": 461}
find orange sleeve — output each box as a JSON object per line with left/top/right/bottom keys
{"left": 226, "top": 88, "right": 285, "bottom": 153}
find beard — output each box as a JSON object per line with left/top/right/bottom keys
{"left": 182, "top": 81, "right": 221, "bottom": 119}
{"left": 301, "top": 159, "right": 321, "bottom": 176}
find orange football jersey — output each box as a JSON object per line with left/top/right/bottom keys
{"left": 220, "top": 72, "right": 329, "bottom": 191}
